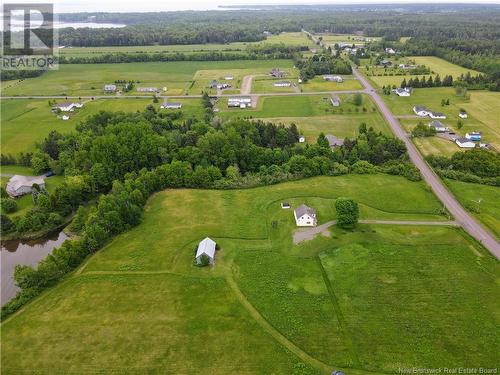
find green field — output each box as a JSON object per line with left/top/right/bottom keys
{"left": 1, "top": 60, "right": 293, "bottom": 97}
{"left": 445, "top": 179, "right": 500, "bottom": 238}
{"left": 218, "top": 93, "right": 379, "bottom": 120}
{"left": 383, "top": 88, "right": 499, "bottom": 150}
{"left": 2, "top": 175, "right": 498, "bottom": 374}
{"left": 1, "top": 98, "right": 204, "bottom": 155}
{"left": 300, "top": 76, "right": 363, "bottom": 92}
{"left": 366, "top": 56, "right": 482, "bottom": 88}
{"left": 251, "top": 77, "right": 299, "bottom": 94}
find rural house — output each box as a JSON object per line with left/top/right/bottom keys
{"left": 394, "top": 87, "right": 411, "bottom": 97}
{"left": 161, "top": 102, "right": 182, "bottom": 109}
{"left": 385, "top": 47, "right": 396, "bottom": 54}
{"left": 195, "top": 237, "right": 216, "bottom": 265}
{"left": 274, "top": 81, "right": 292, "bottom": 87}
{"left": 413, "top": 105, "right": 430, "bottom": 117}
{"left": 228, "top": 97, "right": 252, "bottom": 108}
{"left": 428, "top": 120, "right": 448, "bottom": 132}
{"left": 323, "top": 75, "right": 343, "bottom": 82}
{"left": 330, "top": 95, "right": 340, "bottom": 107}
{"left": 103, "top": 84, "right": 117, "bottom": 93}
{"left": 459, "top": 111, "right": 468, "bottom": 119}
{"left": 326, "top": 134, "right": 344, "bottom": 148}
{"left": 52, "top": 102, "right": 80, "bottom": 112}
{"left": 6, "top": 175, "right": 45, "bottom": 197}
{"left": 137, "top": 87, "right": 158, "bottom": 92}
{"left": 294, "top": 204, "right": 317, "bottom": 227}
{"left": 429, "top": 111, "right": 446, "bottom": 119}
{"left": 455, "top": 138, "right": 476, "bottom": 148}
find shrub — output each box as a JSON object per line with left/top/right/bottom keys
{"left": 1, "top": 198, "right": 17, "bottom": 213}
{"left": 351, "top": 160, "right": 376, "bottom": 174}
{"left": 335, "top": 197, "right": 359, "bottom": 229}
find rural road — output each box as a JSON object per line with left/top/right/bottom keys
{"left": 352, "top": 67, "right": 500, "bottom": 259}
{"left": 293, "top": 219, "right": 459, "bottom": 244}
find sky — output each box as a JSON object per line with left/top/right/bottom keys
{"left": 2, "top": 0, "right": 500, "bottom": 13}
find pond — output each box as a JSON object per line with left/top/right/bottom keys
{"left": 1, "top": 231, "right": 69, "bottom": 306}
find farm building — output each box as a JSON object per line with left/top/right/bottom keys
{"left": 455, "top": 138, "right": 476, "bottom": 148}
{"left": 137, "top": 87, "right": 158, "bottom": 92}
{"left": 195, "top": 237, "right": 216, "bottom": 265}
{"left": 385, "top": 47, "right": 396, "bottom": 54}
{"left": 294, "top": 204, "right": 317, "bottom": 227}
{"left": 325, "top": 134, "right": 344, "bottom": 148}
{"left": 465, "top": 132, "right": 482, "bottom": 141}
{"left": 281, "top": 202, "right": 291, "bottom": 209}
{"left": 161, "top": 102, "right": 182, "bottom": 109}
{"left": 228, "top": 97, "right": 252, "bottom": 108}
{"left": 270, "top": 68, "right": 285, "bottom": 78}
{"left": 52, "top": 102, "right": 78, "bottom": 112}
{"left": 428, "top": 120, "right": 448, "bottom": 132}
{"left": 61, "top": 115, "right": 70, "bottom": 121}
{"left": 413, "top": 105, "right": 430, "bottom": 117}
{"left": 274, "top": 81, "right": 292, "bottom": 87}
{"left": 394, "top": 87, "right": 411, "bottom": 97}
{"left": 459, "top": 111, "right": 468, "bottom": 119}
{"left": 429, "top": 111, "right": 446, "bottom": 119}
{"left": 103, "top": 84, "right": 117, "bottom": 93}
{"left": 6, "top": 175, "right": 45, "bottom": 197}
{"left": 330, "top": 95, "right": 341, "bottom": 107}
{"left": 323, "top": 75, "right": 343, "bottom": 83}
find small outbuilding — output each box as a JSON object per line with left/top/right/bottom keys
{"left": 281, "top": 202, "right": 291, "bottom": 209}
{"left": 459, "top": 111, "right": 468, "bottom": 119}
{"left": 161, "top": 101, "right": 182, "bottom": 109}
{"left": 294, "top": 204, "right": 317, "bottom": 227}
{"left": 465, "top": 132, "right": 481, "bottom": 141}
{"left": 298, "top": 135, "right": 305, "bottom": 143}
{"left": 195, "top": 237, "right": 217, "bottom": 265}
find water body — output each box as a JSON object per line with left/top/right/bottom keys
{"left": 1, "top": 231, "right": 69, "bottom": 306}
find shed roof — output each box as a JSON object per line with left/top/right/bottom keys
{"left": 196, "top": 237, "right": 216, "bottom": 259}
{"left": 294, "top": 204, "right": 316, "bottom": 218}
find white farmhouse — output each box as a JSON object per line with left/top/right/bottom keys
{"left": 428, "top": 120, "right": 448, "bottom": 132}
{"left": 228, "top": 97, "right": 252, "bottom": 108}
{"left": 394, "top": 87, "right": 411, "bottom": 97}
{"left": 455, "top": 138, "right": 476, "bottom": 148}
{"left": 195, "top": 237, "right": 217, "bottom": 265}
{"left": 413, "top": 105, "right": 430, "bottom": 117}
{"left": 6, "top": 175, "right": 45, "bottom": 197}
{"left": 429, "top": 111, "right": 446, "bottom": 119}
{"left": 323, "top": 75, "right": 343, "bottom": 83}
{"left": 294, "top": 204, "right": 317, "bottom": 227}
{"left": 52, "top": 102, "right": 76, "bottom": 112}
{"left": 274, "top": 81, "right": 292, "bottom": 87}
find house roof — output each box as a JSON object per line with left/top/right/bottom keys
{"left": 294, "top": 204, "right": 316, "bottom": 218}
{"left": 54, "top": 102, "right": 74, "bottom": 108}
{"left": 431, "top": 111, "right": 445, "bottom": 116}
{"left": 456, "top": 137, "right": 474, "bottom": 144}
{"left": 325, "top": 134, "right": 344, "bottom": 147}
{"left": 429, "top": 120, "right": 445, "bottom": 127}
{"left": 413, "top": 105, "right": 428, "bottom": 112}
{"left": 196, "top": 237, "right": 216, "bottom": 259}
{"left": 163, "top": 102, "right": 182, "bottom": 107}
{"left": 7, "top": 175, "right": 45, "bottom": 191}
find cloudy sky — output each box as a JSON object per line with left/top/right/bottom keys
{"left": 3, "top": 0, "right": 499, "bottom": 13}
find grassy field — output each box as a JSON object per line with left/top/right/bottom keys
{"left": 1, "top": 98, "right": 204, "bottom": 155}
{"left": 2, "top": 175, "right": 498, "bottom": 374}
{"left": 251, "top": 77, "right": 299, "bottom": 94}
{"left": 300, "top": 76, "right": 363, "bottom": 92}
{"left": 217, "top": 93, "right": 379, "bottom": 120}
{"left": 255, "top": 113, "right": 391, "bottom": 142}
{"left": 366, "top": 56, "right": 482, "bottom": 88}
{"left": 444, "top": 179, "right": 500, "bottom": 238}
{"left": 1, "top": 60, "right": 293, "bottom": 97}
{"left": 383, "top": 88, "right": 499, "bottom": 150}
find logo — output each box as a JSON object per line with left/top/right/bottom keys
{"left": 2, "top": 3, "right": 58, "bottom": 70}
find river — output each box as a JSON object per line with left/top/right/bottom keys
{"left": 1, "top": 231, "right": 69, "bottom": 306}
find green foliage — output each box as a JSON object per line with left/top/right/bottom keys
{"left": 412, "top": 122, "right": 436, "bottom": 137}
{"left": 197, "top": 254, "right": 211, "bottom": 267}
{"left": 352, "top": 93, "right": 363, "bottom": 106}
{"left": 335, "top": 197, "right": 359, "bottom": 229}
{"left": 1, "top": 197, "right": 18, "bottom": 213}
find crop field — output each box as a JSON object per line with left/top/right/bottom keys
{"left": 384, "top": 88, "right": 499, "bottom": 150}
{"left": 255, "top": 113, "right": 391, "bottom": 142}
{"left": 1, "top": 98, "right": 205, "bottom": 155}
{"left": 1, "top": 60, "right": 294, "bottom": 97}
{"left": 365, "top": 56, "right": 482, "bottom": 88}
{"left": 217, "top": 93, "right": 378, "bottom": 120}
{"left": 2, "top": 175, "right": 498, "bottom": 374}
{"left": 444, "top": 179, "right": 500, "bottom": 238}
{"left": 300, "top": 76, "right": 363, "bottom": 92}
{"left": 263, "top": 32, "right": 316, "bottom": 47}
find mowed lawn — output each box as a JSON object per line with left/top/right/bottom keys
{"left": 3, "top": 175, "right": 498, "bottom": 374}
{"left": 300, "top": 76, "right": 363, "bottom": 92}
{"left": 367, "top": 56, "right": 482, "bottom": 88}
{"left": 1, "top": 60, "right": 293, "bottom": 97}
{"left": 383, "top": 88, "right": 499, "bottom": 149}
{"left": 1, "top": 98, "right": 205, "bottom": 155}
{"left": 444, "top": 179, "right": 500, "bottom": 238}
{"left": 218, "top": 93, "right": 379, "bottom": 120}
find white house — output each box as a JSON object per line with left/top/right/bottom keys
{"left": 330, "top": 95, "right": 340, "bottom": 107}
{"left": 228, "top": 97, "right": 252, "bottom": 108}
{"left": 274, "top": 81, "right": 291, "bottom": 87}
{"left": 394, "top": 87, "right": 411, "bottom": 97}
{"left": 137, "top": 87, "right": 158, "bottom": 92}
{"left": 429, "top": 111, "right": 446, "bottom": 119}
{"left": 61, "top": 115, "right": 70, "bottom": 121}
{"left": 413, "top": 105, "right": 430, "bottom": 117}
{"left": 455, "top": 138, "right": 476, "bottom": 148}
{"left": 428, "top": 120, "right": 448, "bottom": 132}
{"left": 385, "top": 47, "right": 396, "bottom": 54}
{"left": 6, "top": 175, "right": 45, "bottom": 197}
{"left": 195, "top": 237, "right": 216, "bottom": 265}
{"left": 103, "top": 84, "right": 117, "bottom": 93}
{"left": 161, "top": 102, "right": 182, "bottom": 109}
{"left": 323, "top": 75, "right": 343, "bottom": 83}
{"left": 326, "top": 134, "right": 344, "bottom": 148}
{"left": 298, "top": 135, "right": 305, "bottom": 143}
{"left": 52, "top": 102, "right": 76, "bottom": 112}
{"left": 459, "top": 111, "right": 468, "bottom": 119}
{"left": 294, "top": 204, "right": 317, "bottom": 227}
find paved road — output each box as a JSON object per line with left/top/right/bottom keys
{"left": 352, "top": 67, "right": 500, "bottom": 259}
{"left": 293, "top": 219, "right": 459, "bottom": 244}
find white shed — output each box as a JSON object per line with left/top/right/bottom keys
{"left": 195, "top": 237, "right": 216, "bottom": 265}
